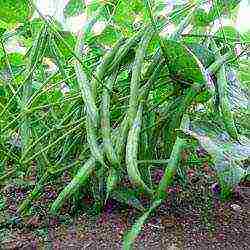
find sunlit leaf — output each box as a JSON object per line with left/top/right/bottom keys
{"left": 64, "top": 0, "right": 85, "bottom": 17}
{"left": 0, "top": 0, "right": 33, "bottom": 24}
{"left": 207, "top": 0, "right": 241, "bottom": 23}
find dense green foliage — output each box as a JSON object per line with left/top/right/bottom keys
{"left": 0, "top": 0, "right": 249, "bottom": 248}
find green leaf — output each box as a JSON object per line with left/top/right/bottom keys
{"left": 54, "top": 32, "right": 76, "bottom": 60}
{"left": 97, "top": 26, "right": 120, "bottom": 46}
{"left": 225, "top": 66, "right": 248, "bottom": 112}
{"left": 183, "top": 118, "right": 250, "bottom": 198}
{"left": 207, "top": 0, "right": 241, "bottom": 23}
{"left": 193, "top": 8, "right": 209, "bottom": 27}
{"left": 241, "top": 31, "right": 250, "bottom": 44}
{"left": 113, "top": 0, "right": 145, "bottom": 36}
{"left": 214, "top": 26, "right": 241, "bottom": 44}
{"left": 7, "top": 53, "right": 25, "bottom": 66}
{"left": 64, "top": 0, "right": 85, "bottom": 17}
{"left": 186, "top": 43, "right": 215, "bottom": 68}
{"left": 0, "top": 0, "right": 33, "bottom": 24}
{"left": 194, "top": 89, "right": 213, "bottom": 103}
{"left": 163, "top": 39, "right": 206, "bottom": 85}
{"left": 0, "top": 28, "right": 6, "bottom": 38}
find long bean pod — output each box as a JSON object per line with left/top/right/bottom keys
{"left": 128, "top": 27, "right": 154, "bottom": 126}
{"left": 74, "top": 32, "right": 104, "bottom": 165}
{"left": 91, "top": 38, "right": 125, "bottom": 99}
{"left": 21, "top": 24, "right": 48, "bottom": 157}
{"left": 114, "top": 55, "right": 164, "bottom": 163}
{"left": 126, "top": 104, "right": 152, "bottom": 195}
{"left": 157, "top": 116, "right": 189, "bottom": 200}
{"left": 106, "top": 27, "right": 146, "bottom": 75}
{"left": 101, "top": 68, "right": 119, "bottom": 165}
{"left": 50, "top": 157, "right": 96, "bottom": 214}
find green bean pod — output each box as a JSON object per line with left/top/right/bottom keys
{"left": 91, "top": 38, "right": 125, "bottom": 99}
{"left": 49, "top": 34, "right": 68, "bottom": 82}
{"left": 114, "top": 56, "right": 164, "bottom": 164}
{"left": 50, "top": 157, "right": 96, "bottom": 215}
{"left": 74, "top": 33, "right": 104, "bottom": 165}
{"left": 156, "top": 116, "right": 189, "bottom": 200}
{"left": 21, "top": 24, "right": 48, "bottom": 157}
{"left": 107, "top": 27, "right": 146, "bottom": 74}
{"left": 101, "top": 68, "right": 119, "bottom": 165}
{"left": 126, "top": 104, "right": 152, "bottom": 195}
{"left": 75, "top": 60, "right": 99, "bottom": 128}
{"left": 163, "top": 83, "right": 202, "bottom": 156}
{"left": 128, "top": 27, "right": 154, "bottom": 126}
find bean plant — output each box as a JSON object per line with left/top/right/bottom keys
{"left": 0, "top": 0, "right": 249, "bottom": 248}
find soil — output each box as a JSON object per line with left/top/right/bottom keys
{"left": 0, "top": 167, "right": 249, "bottom": 250}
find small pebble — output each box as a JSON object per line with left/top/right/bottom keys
{"left": 230, "top": 204, "right": 241, "bottom": 212}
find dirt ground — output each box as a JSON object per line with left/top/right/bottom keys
{"left": 0, "top": 170, "right": 249, "bottom": 250}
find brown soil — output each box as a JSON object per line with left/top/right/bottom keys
{"left": 0, "top": 173, "right": 249, "bottom": 250}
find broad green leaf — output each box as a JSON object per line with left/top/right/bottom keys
{"left": 207, "top": 0, "right": 241, "bottom": 23}
{"left": 193, "top": 8, "right": 209, "bottom": 27}
{"left": 163, "top": 39, "right": 206, "bottom": 85}
{"left": 186, "top": 43, "right": 215, "bottom": 68}
{"left": 241, "top": 31, "right": 250, "bottom": 44}
{"left": 194, "top": 89, "right": 213, "bottom": 103}
{"left": 183, "top": 118, "right": 250, "bottom": 198}
{"left": 0, "top": 27, "right": 6, "bottom": 37}
{"left": 0, "top": 0, "right": 33, "bottom": 24}
{"left": 214, "top": 26, "right": 241, "bottom": 45}
{"left": 97, "top": 26, "right": 120, "bottom": 46}
{"left": 0, "top": 52, "right": 26, "bottom": 69}
{"left": 113, "top": 0, "right": 145, "bottom": 36}
{"left": 225, "top": 66, "right": 249, "bottom": 112}
{"left": 54, "top": 32, "right": 76, "bottom": 60}
{"left": 64, "top": 0, "right": 85, "bottom": 17}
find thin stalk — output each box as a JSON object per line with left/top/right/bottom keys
{"left": 21, "top": 117, "right": 85, "bottom": 163}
